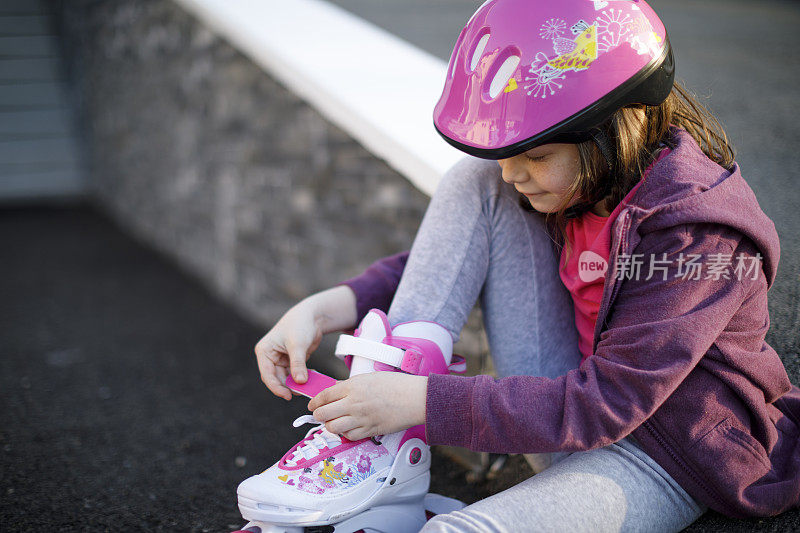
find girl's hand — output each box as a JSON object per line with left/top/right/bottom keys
{"left": 255, "top": 286, "right": 357, "bottom": 401}
{"left": 307, "top": 372, "right": 428, "bottom": 441}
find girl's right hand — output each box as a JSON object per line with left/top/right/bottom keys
{"left": 254, "top": 286, "right": 357, "bottom": 401}
{"left": 254, "top": 302, "right": 322, "bottom": 401}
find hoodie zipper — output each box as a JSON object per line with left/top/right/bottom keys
{"left": 605, "top": 210, "right": 631, "bottom": 313}
{"left": 592, "top": 209, "right": 631, "bottom": 350}
{"left": 599, "top": 210, "right": 728, "bottom": 512}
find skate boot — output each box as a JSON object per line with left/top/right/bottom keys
{"left": 234, "top": 309, "right": 466, "bottom": 533}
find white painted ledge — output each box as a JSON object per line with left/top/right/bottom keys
{"left": 174, "top": 0, "right": 466, "bottom": 197}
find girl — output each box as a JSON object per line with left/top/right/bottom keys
{"left": 254, "top": 0, "right": 800, "bottom": 530}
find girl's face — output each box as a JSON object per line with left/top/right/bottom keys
{"left": 497, "top": 143, "right": 582, "bottom": 213}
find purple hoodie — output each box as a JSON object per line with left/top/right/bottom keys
{"left": 340, "top": 127, "right": 800, "bottom": 518}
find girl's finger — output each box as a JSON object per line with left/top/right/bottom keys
{"left": 272, "top": 356, "right": 289, "bottom": 368}
{"left": 285, "top": 340, "right": 309, "bottom": 384}
{"left": 342, "top": 426, "right": 370, "bottom": 441}
{"left": 254, "top": 337, "right": 274, "bottom": 361}
{"left": 257, "top": 340, "right": 289, "bottom": 369}
{"left": 261, "top": 345, "right": 289, "bottom": 368}
{"left": 275, "top": 365, "right": 289, "bottom": 386}
{"left": 256, "top": 353, "right": 291, "bottom": 401}
{"left": 308, "top": 382, "right": 347, "bottom": 411}
{"left": 323, "top": 415, "right": 359, "bottom": 435}
{"left": 312, "top": 397, "right": 350, "bottom": 423}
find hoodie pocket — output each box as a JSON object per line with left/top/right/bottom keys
{"left": 691, "top": 416, "right": 771, "bottom": 495}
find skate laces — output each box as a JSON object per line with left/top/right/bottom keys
{"left": 284, "top": 415, "right": 342, "bottom": 467}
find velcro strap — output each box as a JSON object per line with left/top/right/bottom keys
{"left": 335, "top": 335, "right": 406, "bottom": 369}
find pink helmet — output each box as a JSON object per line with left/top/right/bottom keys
{"left": 433, "top": 0, "right": 674, "bottom": 159}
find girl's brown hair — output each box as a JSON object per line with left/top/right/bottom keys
{"left": 541, "top": 79, "right": 736, "bottom": 262}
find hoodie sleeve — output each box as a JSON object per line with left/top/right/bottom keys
{"left": 425, "top": 223, "right": 754, "bottom": 453}
{"left": 338, "top": 251, "right": 409, "bottom": 324}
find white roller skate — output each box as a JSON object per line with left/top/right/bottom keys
{"left": 234, "top": 309, "right": 467, "bottom": 533}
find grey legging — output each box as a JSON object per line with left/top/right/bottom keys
{"left": 386, "top": 157, "right": 707, "bottom": 532}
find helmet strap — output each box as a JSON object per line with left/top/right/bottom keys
{"left": 588, "top": 127, "right": 616, "bottom": 175}
{"left": 564, "top": 128, "right": 616, "bottom": 219}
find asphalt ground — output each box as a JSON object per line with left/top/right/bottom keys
{"left": 0, "top": 206, "right": 540, "bottom": 531}
{"left": 2, "top": 206, "right": 798, "bottom": 531}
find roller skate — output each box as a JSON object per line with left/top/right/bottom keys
{"left": 234, "top": 309, "right": 467, "bottom": 533}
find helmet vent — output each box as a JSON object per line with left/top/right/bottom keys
{"left": 489, "top": 54, "right": 520, "bottom": 99}
{"left": 469, "top": 31, "right": 491, "bottom": 72}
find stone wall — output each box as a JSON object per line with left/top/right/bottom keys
{"left": 48, "top": 0, "right": 490, "bottom": 374}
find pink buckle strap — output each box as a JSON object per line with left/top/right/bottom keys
{"left": 382, "top": 336, "right": 449, "bottom": 376}
{"left": 285, "top": 369, "right": 338, "bottom": 399}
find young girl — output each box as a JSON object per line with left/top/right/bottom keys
{"left": 252, "top": 0, "right": 800, "bottom": 530}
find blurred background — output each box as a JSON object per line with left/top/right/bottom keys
{"left": 1, "top": 0, "right": 798, "bottom": 530}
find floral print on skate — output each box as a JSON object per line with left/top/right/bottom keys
{"left": 275, "top": 438, "right": 390, "bottom": 495}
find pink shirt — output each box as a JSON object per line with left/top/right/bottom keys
{"left": 560, "top": 148, "right": 671, "bottom": 362}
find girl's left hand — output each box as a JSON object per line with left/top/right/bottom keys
{"left": 307, "top": 372, "right": 428, "bottom": 441}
